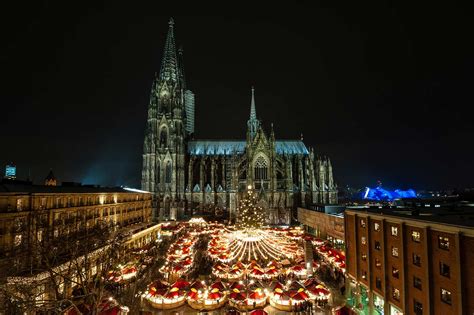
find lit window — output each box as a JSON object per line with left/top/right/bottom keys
{"left": 14, "top": 234, "right": 22, "bottom": 247}
{"left": 360, "top": 219, "right": 366, "bottom": 228}
{"left": 392, "top": 267, "right": 399, "bottom": 278}
{"left": 375, "top": 241, "right": 381, "bottom": 250}
{"left": 37, "top": 230, "right": 43, "bottom": 242}
{"left": 413, "top": 276, "right": 422, "bottom": 290}
{"left": 438, "top": 236, "right": 450, "bottom": 250}
{"left": 391, "top": 226, "right": 398, "bottom": 236}
{"left": 16, "top": 199, "right": 23, "bottom": 211}
{"left": 361, "top": 270, "right": 367, "bottom": 280}
{"left": 413, "top": 253, "right": 421, "bottom": 266}
{"left": 392, "top": 288, "right": 400, "bottom": 301}
{"left": 361, "top": 236, "right": 366, "bottom": 245}
{"left": 374, "top": 294, "right": 384, "bottom": 311}
{"left": 412, "top": 231, "right": 421, "bottom": 242}
{"left": 361, "top": 253, "right": 367, "bottom": 261}
{"left": 392, "top": 246, "right": 399, "bottom": 257}
{"left": 375, "top": 258, "right": 382, "bottom": 268}
{"left": 440, "top": 262, "right": 450, "bottom": 278}
{"left": 414, "top": 300, "right": 423, "bottom": 315}
{"left": 441, "top": 288, "right": 452, "bottom": 305}
{"left": 374, "top": 222, "right": 380, "bottom": 231}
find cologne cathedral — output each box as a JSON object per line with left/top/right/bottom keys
{"left": 141, "top": 19, "right": 337, "bottom": 223}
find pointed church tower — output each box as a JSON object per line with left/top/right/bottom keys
{"left": 247, "top": 86, "right": 260, "bottom": 141}
{"left": 142, "top": 18, "right": 187, "bottom": 221}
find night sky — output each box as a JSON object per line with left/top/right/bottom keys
{"left": 1, "top": 2, "right": 472, "bottom": 190}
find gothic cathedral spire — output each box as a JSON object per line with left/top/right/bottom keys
{"left": 250, "top": 86, "right": 257, "bottom": 120}
{"left": 142, "top": 18, "right": 187, "bottom": 220}
{"left": 247, "top": 86, "right": 260, "bottom": 140}
{"left": 159, "top": 18, "right": 179, "bottom": 83}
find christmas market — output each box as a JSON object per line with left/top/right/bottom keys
{"left": 139, "top": 187, "right": 336, "bottom": 312}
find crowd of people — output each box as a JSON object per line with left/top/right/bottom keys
{"left": 291, "top": 300, "right": 313, "bottom": 313}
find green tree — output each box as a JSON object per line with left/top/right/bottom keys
{"left": 236, "top": 187, "right": 265, "bottom": 229}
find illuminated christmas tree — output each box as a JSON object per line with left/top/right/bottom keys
{"left": 237, "top": 185, "right": 265, "bottom": 229}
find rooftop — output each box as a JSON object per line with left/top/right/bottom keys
{"left": 346, "top": 205, "right": 474, "bottom": 228}
{"left": 188, "top": 140, "right": 309, "bottom": 155}
{"left": 0, "top": 180, "right": 150, "bottom": 194}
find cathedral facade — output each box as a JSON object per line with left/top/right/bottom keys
{"left": 141, "top": 19, "right": 337, "bottom": 223}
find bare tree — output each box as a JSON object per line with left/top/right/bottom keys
{"left": 1, "top": 222, "right": 128, "bottom": 314}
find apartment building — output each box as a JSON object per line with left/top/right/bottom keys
{"left": 344, "top": 206, "right": 474, "bottom": 315}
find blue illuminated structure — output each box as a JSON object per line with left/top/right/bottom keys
{"left": 5, "top": 163, "right": 16, "bottom": 180}
{"left": 362, "top": 186, "right": 416, "bottom": 201}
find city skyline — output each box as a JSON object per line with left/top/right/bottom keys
{"left": 1, "top": 3, "right": 472, "bottom": 190}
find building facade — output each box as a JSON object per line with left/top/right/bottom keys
{"left": 141, "top": 19, "right": 337, "bottom": 223}
{"left": 0, "top": 182, "right": 153, "bottom": 276}
{"left": 297, "top": 206, "right": 345, "bottom": 248}
{"left": 0, "top": 182, "right": 157, "bottom": 309}
{"left": 344, "top": 207, "right": 474, "bottom": 315}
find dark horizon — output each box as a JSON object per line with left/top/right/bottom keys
{"left": 1, "top": 3, "right": 473, "bottom": 191}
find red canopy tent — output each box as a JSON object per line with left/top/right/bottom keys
{"left": 187, "top": 288, "right": 199, "bottom": 300}
{"left": 248, "top": 289, "right": 265, "bottom": 300}
{"left": 149, "top": 280, "right": 169, "bottom": 296}
{"left": 303, "top": 277, "right": 319, "bottom": 288}
{"left": 100, "top": 306, "right": 120, "bottom": 315}
{"left": 211, "top": 280, "right": 226, "bottom": 290}
{"left": 251, "top": 268, "right": 264, "bottom": 276}
{"left": 190, "top": 280, "right": 205, "bottom": 290}
{"left": 290, "top": 290, "right": 309, "bottom": 301}
{"left": 208, "top": 289, "right": 223, "bottom": 300}
{"left": 230, "top": 281, "right": 245, "bottom": 291}
{"left": 172, "top": 263, "right": 184, "bottom": 273}
{"left": 267, "top": 280, "right": 284, "bottom": 291}
{"left": 229, "top": 292, "right": 247, "bottom": 301}
{"left": 171, "top": 278, "right": 190, "bottom": 290}
{"left": 310, "top": 286, "right": 330, "bottom": 296}
{"left": 165, "top": 287, "right": 184, "bottom": 299}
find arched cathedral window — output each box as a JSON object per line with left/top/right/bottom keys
{"left": 254, "top": 156, "right": 268, "bottom": 180}
{"left": 160, "top": 128, "right": 168, "bottom": 147}
{"left": 165, "top": 161, "right": 172, "bottom": 183}
{"left": 156, "top": 163, "right": 160, "bottom": 183}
